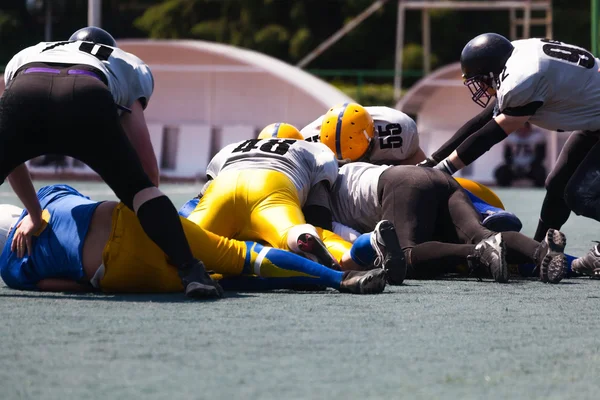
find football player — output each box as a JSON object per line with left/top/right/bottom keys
{"left": 0, "top": 185, "right": 387, "bottom": 295}
{"left": 328, "top": 162, "right": 569, "bottom": 284}
{"left": 418, "top": 33, "right": 600, "bottom": 276}
{"left": 185, "top": 122, "right": 407, "bottom": 282}
{"left": 0, "top": 26, "right": 219, "bottom": 298}
{"left": 302, "top": 103, "right": 523, "bottom": 233}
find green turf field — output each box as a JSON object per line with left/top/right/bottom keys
{"left": 1, "top": 181, "right": 599, "bottom": 399}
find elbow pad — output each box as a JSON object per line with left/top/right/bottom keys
{"left": 456, "top": 119, "right": 507, "bottom": 165}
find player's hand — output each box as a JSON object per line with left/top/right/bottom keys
{"left": 11, "top": 214, "right": 41, "bottom": 258}
{"left": 416, "top": 157, "right": 437, "bottom": 168}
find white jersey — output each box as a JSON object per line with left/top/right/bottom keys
{"left": 505, "top": 129, "right": 546, "bottom": 167}
{"left": 206, "top": 138, "right": 338, "bottom": 206}
{"left": 495, "top": 38, "right": 600, "bottom": 132}
{"left": 330, "top": 162, "right": 391, "bottom": 232}
{"left": 301, "top": 106, "right": 419, "bottom": 164}
{"left": 4, "top": 41, "right": 154, "bottom": 110}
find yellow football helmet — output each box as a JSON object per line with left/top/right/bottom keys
{"left": 319, "top": 103, "right": 375, "bottom": 161}
{"left": 257, "top": 123, "right": 304, "bottom": 140}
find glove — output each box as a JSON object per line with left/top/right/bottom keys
{"left": 416, "top": 157, "right": 437, "bottom": 168}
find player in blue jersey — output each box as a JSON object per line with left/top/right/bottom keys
{"left": 0, "top": 185, "right": 387, "bottom": 295}
{"left": 1, "top": 26, "right": 219, "bottom": 298}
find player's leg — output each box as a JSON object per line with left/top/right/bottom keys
{"left": 561, "top": 132, "right": 600, "bottom": 277}
{"left": 241, "top": 170, "right": 341, "bottom": 269}
{"left": 185, "top": 171, "right": 239, "bottom": 239}
{"left": 99, "top": 204, "right": 248, "bottom": 293}
{"left": 534, "top": 130, "right": 597, "bottom": 241}
{"left": 377, "top": 166, "right": 442, "bottom": 281}
{"left": 445, "top": 178, "right": 567, "bottom": 283}
{"left": 65, "top": 77, "right": 221, "bottom": 298}
{"left": 245, "top": 243, "right": 386, "bottom": 294}
{"left": 454, "top": 177, "right": 523, "bottom": 232}
{"left": 0, "top": 71, "right": 56, "bottom": 195}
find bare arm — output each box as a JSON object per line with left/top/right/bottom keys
{"left": 120, "top": 100, "right": 160, "bottom": 186}
{"left": 37, "top": 279, "right": 94, "bottom": 293}
{"left": 7, "top": 164, "right": 42, "bottom": 222}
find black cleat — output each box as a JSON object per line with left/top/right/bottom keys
{"left": 536, "top": 229, "right": 567, "bottom": 284}
{"left": 339, "top": 269, "right": 387, "bottom": 294}
{"left": 571, "top": 241, "right": 600, "bottom": 278}
{"left": 178, "top": 259, "right": 224, "bottom": 298}
{"left": 468, "top": 233, "right": 508, "bottom": 283}
{"left": 371, "top": 220, "right": 407, "bottom": 285}
{"left": 296, "top": 233, "right": 342, "bottom": 270}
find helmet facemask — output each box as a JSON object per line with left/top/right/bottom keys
{"left": 464, "top": 73, "right": 494, "bottom": 108}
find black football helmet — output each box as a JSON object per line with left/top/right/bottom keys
{"left": 460, "top": 33, "right": 514, "bottom": 108}
{"left": 69, "top": 26, "right": 117, "bottom": 47}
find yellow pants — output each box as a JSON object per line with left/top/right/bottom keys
{"left": 317, "top": 227, "right": 352, "bottom": 263}
{"left": 188, "top": 170, "right": 319, "bottom": 248}
{"left": 100, "top": 204, "right": 248, "bottom": 293}
{"left": 455, "top": 177, "right": 505, "bottom": 210}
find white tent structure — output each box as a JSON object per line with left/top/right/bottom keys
{"left": 0, "top": 39, "right": 352, "bottom": 181}
{"left": 396, "top": 62, "right": 565, "bottom": 184}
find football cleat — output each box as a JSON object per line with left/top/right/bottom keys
{"left": 339, "top": 268, "right": 387, "bottom": 294}
{"left": 178, "top": 259, "right": 224, "bottom": 298}
{"left": 536, "top": 229, "right": 567, "bottom": 284}
{"left": 571, "top": 241, "right": 600, "bottom": 278}
{"left": 296, "top": 233, "right": 342, "bottom": 271}
{"left": 467, "top": 233, "right": 508, "bottom": 283}
{"left": 371, "top": 220, "right": 407, "bottom": 285}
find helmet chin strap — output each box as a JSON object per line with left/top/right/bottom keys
{"left": 361, "top": 129, "right": 371, "bottom": 142}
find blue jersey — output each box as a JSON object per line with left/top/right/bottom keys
{"left": 0, "top": 185, "right": 101, "bottom": 290}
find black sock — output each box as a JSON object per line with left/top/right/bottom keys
{"left": 409, "top": 242, "right": 475, "bottom": 276}
{"left": 136, "top": 195, "right": 195, "bottom": 269}
{"left": 534, "top": 194, "right": 571, "bottom": 241}
{"left": 501, "top": 231, "right": 541, "bottom": 265}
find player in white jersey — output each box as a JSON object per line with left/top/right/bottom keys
{"left": 301, "top": 105, "right": 425, "bottom": 165}
{"left": 494, "top": 122, "right": 547, "bottom": 187}
{"left": 307, "top": 103, "right": 524, "bottom": 232}
{"left": 187, "top": 123, "right": 406, "bottom": 280}
{"left": 417, "top": 33, "right": 600, "bottom": 276}
{"left": 0, "top": 26, "right": 221, "bottom": 298}
{"left": 329, "top": 163, "right": 569, "bottom": 283}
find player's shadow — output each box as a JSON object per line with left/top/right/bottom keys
{"left": 0, "top": 289, "right": 255, "bottom": 303}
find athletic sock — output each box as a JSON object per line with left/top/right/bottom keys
{"left": 535, "top": 194, "right": 571, "bottom": 241}
{"left": 349, "top": 233, "right": 376, "bottom": 267}
{"left": 410, "top": 242, "right": 475, "bottom": 275}
{"left": 136, "top": 195, "right": 195, "bottom": 268}
{"left": 245, "top": 242, "right": 343, "bottom": 288}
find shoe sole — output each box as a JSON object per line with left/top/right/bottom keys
{"left": 375, "top": 221, "right": 407, "bottom": 285}
{"left": 540, "top": 229, "right": 567, "bottom": 284}
{"left": 185, "top": 282, "right": 223, "bottom": 299}
{"left": 359, "top": 269, "right": 387, "bottom": 294}
{"left": 297, "top": 233, "right": 341, "bottom": 270}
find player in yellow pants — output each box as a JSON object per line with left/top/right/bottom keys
{"left": 0, "top": 185, "right": 387, "bottom": 294}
